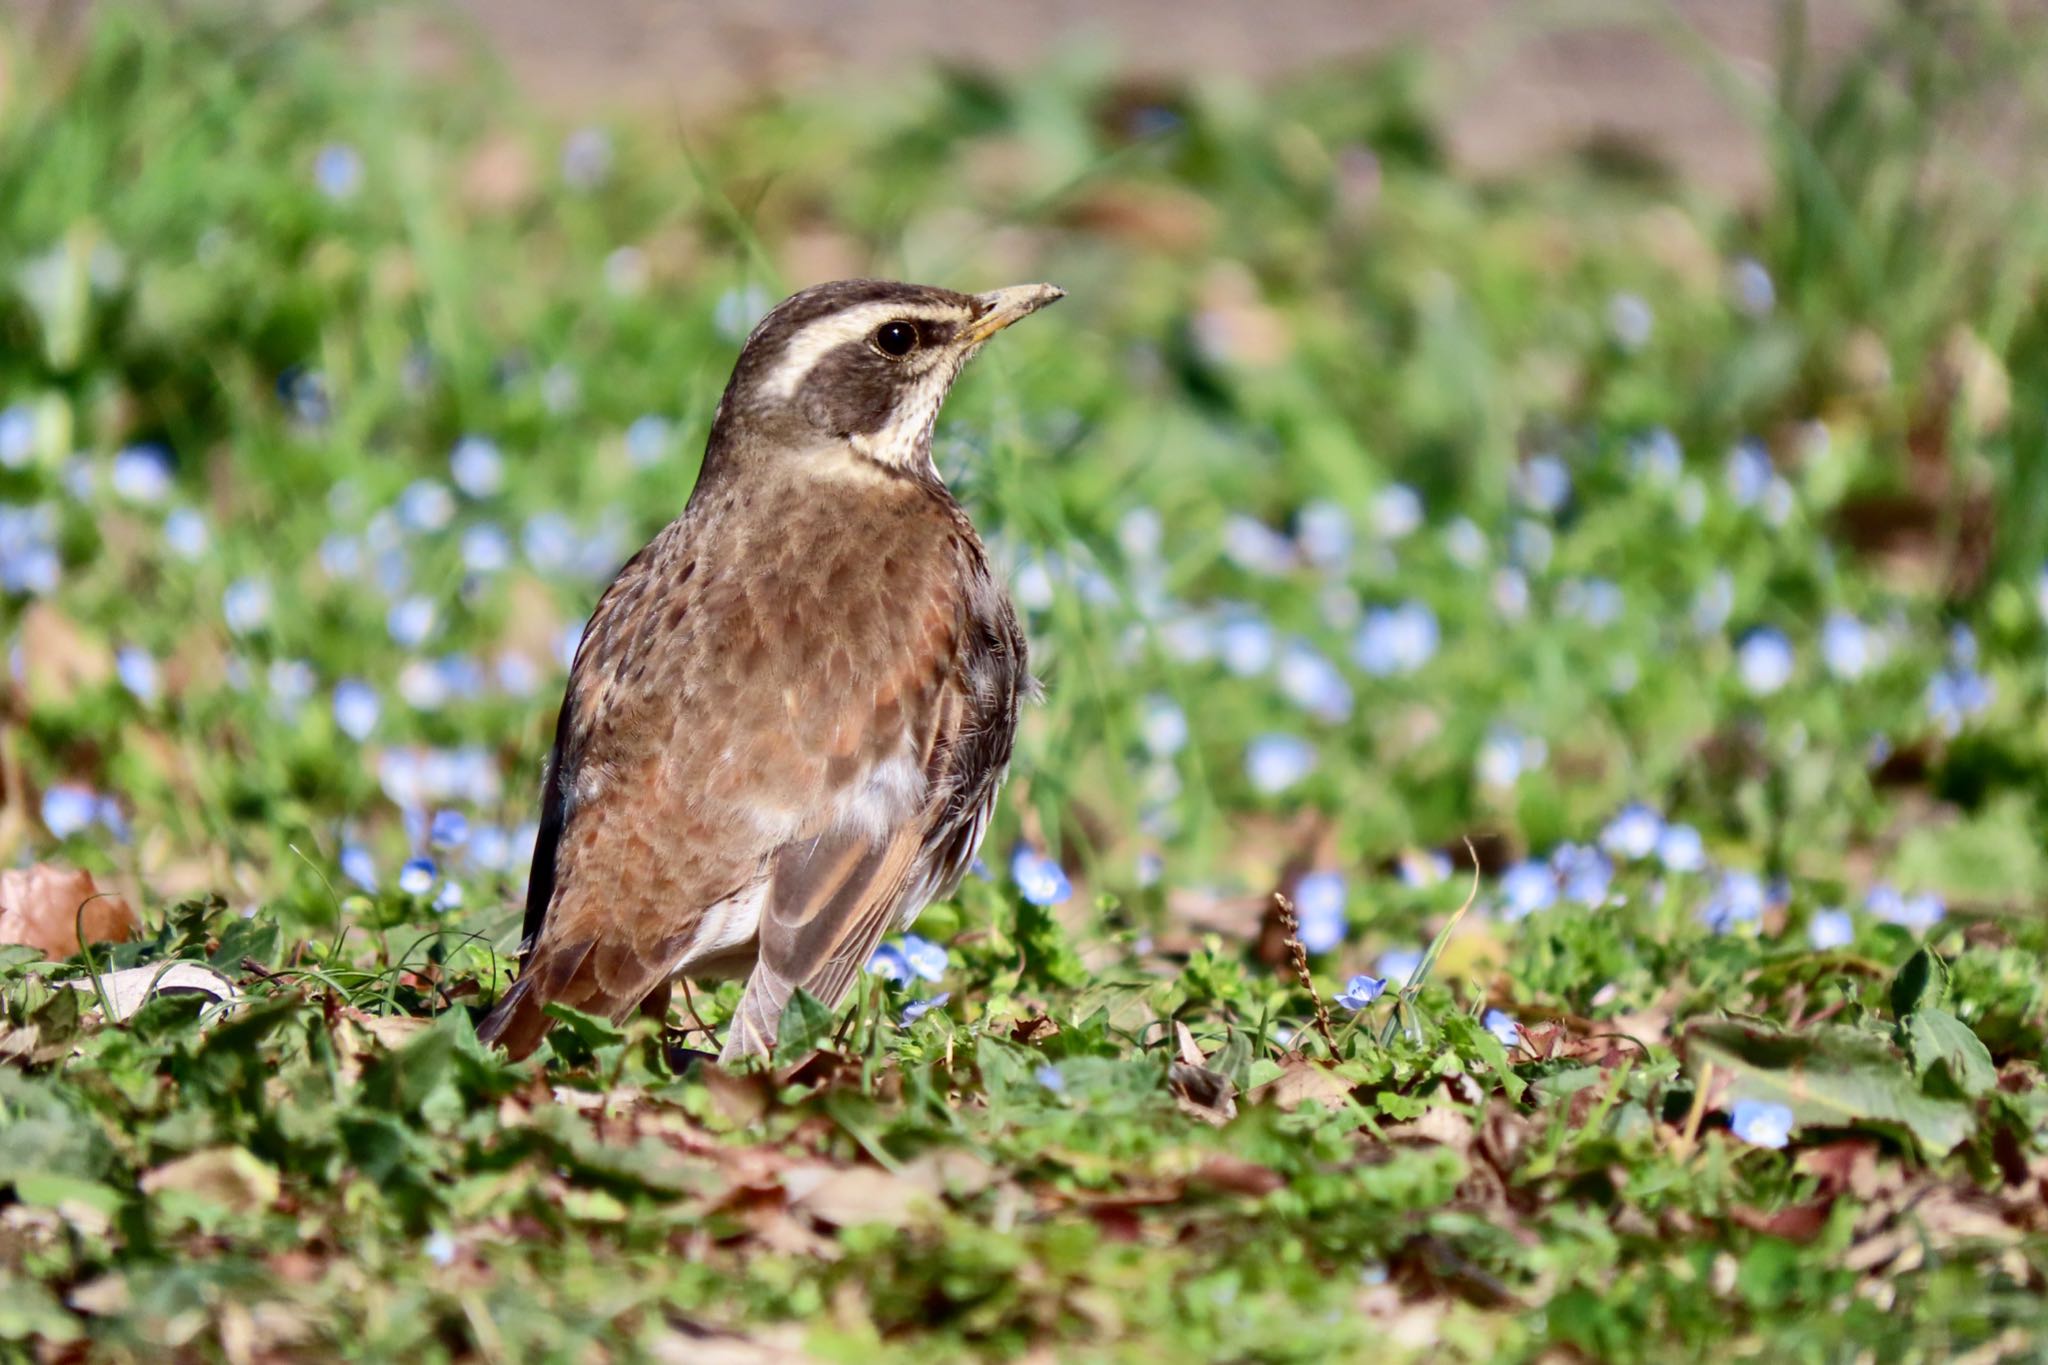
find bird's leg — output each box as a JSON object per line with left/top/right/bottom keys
{"left": 678, "top": 977, "right": 712, "bottom": 1038}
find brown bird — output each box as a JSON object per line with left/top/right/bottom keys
{"left": 478, "top": 278, "right": 1062, "bottom": 1063}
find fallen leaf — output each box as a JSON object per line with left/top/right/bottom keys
{"left": 783, "top": 1163, "right": 937, "bottom": 1230}
{"left": 141, "top": 1147, "right": 281, "bottom": 1215}
{"left": 0, "top": 863, "right": 138, "bottom": 957}
{"left": 17, "top": 603, "right": 112, "bottom": 706}
{"left": 1730, "top": 1198, "right": 1834, "bottom": 1243}
{"left": 1247, "top": 1055, "right": 1359, "bottom": 1112}
{"left": 1189, "top": 1155, "right": 1284, "bottom": 1197}
{"left": 65, "top": 961, "right": 238, "bottom": 1021}
{"left": 1169, "top": 1060, "right": 1237, "bottom": 1126}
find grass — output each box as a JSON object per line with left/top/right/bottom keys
{"left": 4, "top": 2, "right": 2048, "bottom": 1359}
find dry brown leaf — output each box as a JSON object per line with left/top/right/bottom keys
{"left": 18, "top": 603, "right": 112, "bottom": 706}
{"left": 141, "top": 1148, "right": 281, "bottom": 1214}
{"left": 783, "top": 1163, "right": 937, "bottom": 1230}
{"left": 0, "top": 863, "right": 138, "bottom": 957}
{"left": 1168, "top": 1060, "right": 1237, "bottom": 1126}
{"left": 1189, "top": 1155, "right": 1284, "bottom": 1198}
{"left": 1247, "top": 1055, "right": 1358, "bottom": 1112}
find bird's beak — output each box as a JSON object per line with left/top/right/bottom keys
{"left": 967, "top": 283, "right": 1066, "bottom": 343}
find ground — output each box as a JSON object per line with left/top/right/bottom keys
{"left": 2, "top": 2, "right": 2048, "bottom": 1361}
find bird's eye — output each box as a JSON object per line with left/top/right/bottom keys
{"left": 872, "top": 321, "right": 919, "bottom": 357}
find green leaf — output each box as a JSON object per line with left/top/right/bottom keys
{"left": 1016, "top": 898, "right": 1087, "bottom": 990}
{"left": 1685, "top": 1020, "right": 1975, "bottom": 1154}
{"left": 772, "top": 989, "right": 837, "bottom": 1067}
{"left": 1889, "top": 947, "right": 1950, "bottom": 1018}
{"left": 1903, "top": 1008, "right": 1997, "bottom": 1099}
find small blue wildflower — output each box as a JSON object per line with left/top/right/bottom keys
{"left": 1376, "top": 947, "right": 1423, "bottom": 985}
{"left": 1335, "top": 974, "right": 1385, "bottom": 1010}
{"left": 1034, "top": 1064, "right": 1066, "bottom": 1094}
{"left": 115, "top": 646, "right": 159, "bottom": 704}
{"left": 1276, "top": 641, "right": 1353, "bottom": 722}
{"left": 332, "top": 679, "right": 379, "bottom": 741}
{"left": 867, "top": 942, "right": 910, "bottom": 984}
{"left": 397, "top": 660, "right": 449, "bottom": 711}
{"left": 1443, "top": 517, "right": 1488, "bottom": 568}
{"left": 278, "top": 366, "right": 330, "bottom": 426}
{"left": 397, "top": 479, "right": 456, "bottom": 533}
{"left": 319, "top": 532, "right": 363, "bottom": 578}
{"left": 1509, "top": 519, "right": 1554, "bottom": 571}
{"left": 313, "top": 143, "right": 363, "bottom": 199}
{"left": 1629, "top": 428, "right": 1684, "bottom": 485}
{"left": 467, "top": 825, "right": 511, "bottom": 873}
{"left": 222, "top": 578, "right": 271, "bottom": 635}
{"left": 433, "top": 881, "right": 464, "bottom": 912}
{"left": 461, "top": 523, "right": 511, "bottom": 575}
{"left": 0, "top": 405, "right": 33, "bottom": 467}
{"left": 1396, "top": 850, "right": 1452, "bottom": 887}
{"left": 625, "top": 415, "right": 672, "bottom": 469}
{"left": 339, "top": 844, "right": 377, "bottom": 891}
{"left": 1222, "top": 514, "right": 1296, "bottom": 576}
{"left": 1691, "top": 570, "right": 1734, "bottom": 635}
{"left": 423, "top": 1232, "right": 457, "bottom": 1268}
{"left": 1600, "top": 804, "right": 1663, "bottom": 861}
{"left": 1216, "top": 611, "right": 1275, "bottom": 676}
{"left": 429, "top": 809, "right": 470, "bottom": 850}
{"left": 900, "top": 934, "right": 948, "bottom": 983}
{"left": 1118, "top": 506, "right": 1164, "bottom": 562}
{"left": 1491, "top": 568, "right": 1529, "bottom": 620}
{"left": 713, "top": 283, "right": 770, "bottom": 339}
{"left": 110, "top": 444, "right": 173, "bottom": 503}
{"left": 1011, "top": 846, "right": 1072, "bottom": 906}
{"left": 1295, "top": 500, "right": 1354, "bottom": 566}
{"left": 556, "top": 620, "right": 585, "bottom": 671}
{"left": 1699, "top": 870, "right": 1768, "bottom": 933}
{"left": 523, "top": 512, "right": 578, "bottom": 574}
{"left": 1949, "top": 623, "right": 1978, "bottom": 667}
{"left": 1138, "top": 694, "right": 1188, "bottom": 758}
{"left": 1725, "top": 440, "right": 1773, "bottom": 506}
{"left": 1866, "top": 883, "right": 1943, "bottom": 932}
{"left": 495, "top": 651, "right": 541, "bottom": 697}
{"left": 1736, "top": 628, "right": 1795, "bottom": 696}
{"left": 1607, "top": 292, "right": 1653, "bottom": 349}
{"left": 268, "top": 659, "right": 317, "bottom": 712}
{"left": 1482, "top": 1008, "right": 1521, "bottom": 1048}
{"left": 1820, "top": 612, "right": 1872, "bottom": 681}
{"left": 1926, "top": 667, "right": 1993, "bottom": 736}
{"left": 450, "top": 436, "right": 504, "bottom": 498}
{"left": 1553, "top": 843, "right": 1614, "bottom": 907}
{"left": 1244, "top": 733, "right": 1316, "bottom": 795}
{"left": 1476, "top": 726, "right": 1544, "bottom": 789}
{"left": 560, "top": 126, "right": 613, "bottom": 189}
{"left": 1516, "top": 455, "right": 1572, "bottom": 515}
{"left": 387, "top": 596, "right": 437, "bottom": 648}
{"left": 1292, "top": 870, "right": 1347, "bottom": 953}
{"left": 95, "top": 797, "right": 128, "bottom": 844}
{"left": 42, "top": 785, "right": 98, "bottom": 839}
{"left": 901, "top": 993, "right": 949, "bottom": 1025}
{"left": 398, "top": 857, "right": 436, "bottom": 897}
{"left": 1370, "top": 483, "right": 1423, "bottom": 541}
{"left": 163, "top": 507, "right": 209, "bottom": 560}
{"left": 1657, "top": 822, "right": 1707, "bottom": 873}
{"left": 1729, "top": 258, "right": 1775, "bottom": 316}
{"left": 1729, "top": 1097, "right": 1793, "bottom": 1149}
{"left": 1498, "top": 860, "right": 1556, "bottom": 921}
{"left": 1352, "top": 601, "right": 1438, "bottom": 676}
{"left": 1807, "top": 908, "right": 1854, "bottom": 950}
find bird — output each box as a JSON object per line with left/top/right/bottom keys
{"left": 477, "top": 278, "right": 1063, "bottom": 1064}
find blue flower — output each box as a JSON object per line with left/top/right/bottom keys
{"left": 1729, "top": 1097, "right": 1794, "bottom": 1149}
{"left": 901, "top": 993, "right": 950, "bottom": 1025}
{"left": 1600, "top": 804, "right": 1663, "bottom": 861}
{"left": 1221, "top": 514, "right": 1296, "bottom": 576}
{"left": 115, "top": 646, "right": 160, "bottom": 704}
{"left": 523, "top": 513, "right": 577, "bottom": 574}
{"left": 561, "top": 126, "right": 614, "bottom": 189}
{"left": 387, "top": 596, "right": 437, "bottom": 648}
{"left": 1138, "top": 694, "right": 1188, "bottom": 758}
{"left": 625, "top": 415, "right": 673, "bottom": 469}
{"left": 1807, "top": 908, "right": 1854, "bottom": 950}
{"left": 339, "top": 843, "right": 377, "bottom": 891}
{"left": 110, "top": 444, "right": 174, "bottom": 503}
{"left": 1335, "top": 974, "right": 1385, "bottom": 1010}
{"left": 461, "top": 523, "right": 511, "bottom": 575}
{"left": 494, "top": 651, "right": 541, "bottom": 697}
{"left": 1443, "top": 518, "right": 1488, "bottom": 568}
{"left": 1736, "top": 628, "right": 1795, "bottom": 695}
{"left": 1491, "top": 568, "right": 1529, "bottom": 620}
{"left": 429, "top": 809, "right": 470, "bottom": 850}
{"left": 1866, "top": 883, "right": 1943, "bottom": 932}
{"left": 1725, "top": 440, "right": 1773, "bottom": 506}
{"left": 1498, "top": 860, "right": 1556, "bottom": 921}
{"left": 1011, "top": 846, "right": 1072, "bottom": 906}
{"left": 467, "top": 825, "right": 512, "bottom": 873}
{"left": 867, "top": 943, "right": 910, "bottom": 983}
{"left": 713, "top": 284, "right": 771, "bottom": 340}
{"left": 1657, "top": 822, "right": 1707, "bottom": 873}
{"left": 1476, "top": 726, "right": 1543, "bottom": 789}
{"left": 1820, "top": 612, "right": 1872, "bottom": 680}
{"left": 1515, "top": 455, "right": 1572, "bottom": 515}
{"left": 1481, "top": 1008, "right": 1521, "bottom": 1048}
{"left": 1295, "top": 500, "right": 1354, "bottom": 566}
{"left": 1691, "top": 571, "right": 1734, "bottom": 635}
{"left": 1629, "top": 428, "right": 1684, "bottom": 484}
{"left": 1376, "top": 947, "right": 1423, "bottom": 985}
{"left": 433, "top": 881, "right": 464, "bottom": 912}
{"left": 319, "top": 533, "right": 363, "bottom": 579}
{"left": 900, "top": 934, "right": 948, "bottom": 983}
{"left": 1926, "top": 668, "right": 1993, "bottom": 736}
{"left": 222, "top": 578, "right": 272, "bottom": 635}
{"left": 1554, "top": 843, "right": 1615, "bottom": 907}
{"left": 163, "top": 507, "right": 209, "bottom": 560}
{"left": 397, "top": 660, "right": 449, "bottom": 711}
{"left": 1244, "top": 733, "right": 1316, "bottom": 795}
{"left": 1215, "top": 611, "right": 1275, "bottom": 676}
{"left": 397, "top": 480, "right": 456, "bottom": 533}
{"left": 268, "top": 660, "right": 316, "bottom": 713}
{"left": 1118, "top": 506, "right": 1164, "bottom": 562}
{"left": 1370, "top": 484, "right": 1424, "bottom": 541}
{"left": 0, "top": 405, "right": 33, "bottom": 468}
{"left": 1352, "top": 601, "right": 1438, "bottom": 676}
{"left": 398, "top": 857, "right": 436, "bottom": 897}
{"left": 1699, "top": 870, "right": 1768, "bottom": 933}
{"left": 1607, "top": 292, "right": 1653, "bottom": 350}
{"left": 450, "top": 436, "right": 504, "bottom": 498}
{"left": 423, "top": 1231, "right": 457, "bottom": 1268}
{"left": 278, "top": 366, "right": 330, "bottom": 426}
{"left": 1034, "top": 1064, "right": 1066, "bottom": 1094}
{"left": 1729, "top": 258, "right": 1775, "bottom": 315}
{"left": 1276, "top": 641, "right": 1353, "bottom": 722}
{"left": 313, "top": 142, "right": 363, "bottom": 200}
{"left": 1292, "top": 870, "right": 1347, "bottom": 952}
{"left": 41, "top": 785, "right": 98, "bottom": 839}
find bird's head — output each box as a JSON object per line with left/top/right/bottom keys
{"left": 706, "top": 278, "right": 1064, "bottom": 479}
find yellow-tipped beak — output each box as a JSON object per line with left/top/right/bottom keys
{"left": 967, "top": 283, "right": 1066, "bottom": 343}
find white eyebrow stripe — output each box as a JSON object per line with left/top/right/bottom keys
{"left": 759, "top": 301, "right": 964, "bottom": 400}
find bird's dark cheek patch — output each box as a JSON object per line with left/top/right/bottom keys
{"left": 800, "top": 343, "right": 899, "bottom": 437}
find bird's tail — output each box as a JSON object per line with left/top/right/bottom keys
{"left": 476, "top": 971, "right": 552, "bottom": 1060}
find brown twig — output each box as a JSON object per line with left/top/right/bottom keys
{"left": 1274, "top": 892, "right": 1337, "bottom": 1054}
